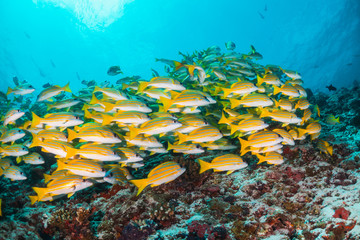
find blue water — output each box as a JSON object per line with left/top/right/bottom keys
{"left": 0, "top": 0, "right": 359, "bottom": 91}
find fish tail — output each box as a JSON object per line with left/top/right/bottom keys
{"left": 16, "top": 156, "right": 22, "bottom": 164}
{"left": 198, "top": 159, "right": 212, "bottom": 174}
{"left": 43, "top": 174, "right": 52, "bottom": 183}
{"left": 6, "top": 87, "right": 13, "bottom": 95}
{"left": 31, "top": 112, "right": 43, "bottom": 129}
{"left": 174, "top": 61, "right": 184, "bottom": 71}
{"left": 256, "top": 74, "right": 264, "bottom": 86}
{"left": 65, "top": 146, "right": 77, "bottom": 159}
{"left": 238, "top": 137, "right": 249, "bottom": 152}
{"left": 130, "top": 178, "right": 149, "bottom": 196}
{"left": 138, "top": 81, "right": 149, "bottom": 93}
{"left": 259, "top": 108, "right": 269, "bottom": 119}
{"left": 327, "top": 145, "right": 333, "bottom": 156}
{"left": 230, "top": 98, "right": 241, "bottom": 109}
{"left": 83, "top": 109, "right": 93, "bottom": 119}
{"left": 122, "top": 83, "right": 129, "bottom": 91}
{"left": 256, "top": 154, "right": 266, "bottom": 164}
{"left": 177, "top": 132, "right": 188, "bottom": 145}
{"left": 218, "top": 112, "right": 231, "bottom": 125}
{"left": 230, "top": 124, "right": 241, "bottom": 135}
{"left": 62, "top": 82, "right": 72, "bottom": 93}
{"left": 67, "top": 128, "right": 77, "bottom": 142}
{"left": 297, "top": 128, "right": 307, "bottom": 138}
{"left": 222, "top": 88, "right": 232, "bottom": 98}
{"left": 159, "top": 96, "right": 173, "bottom": 112}
{"left": 103, "top": 102, "right": 114, "bottom": 112}
{"left": 128, "top": 125, "right": 140, "bottom": 140}
{"left": 167, "top": 142, "right": 174, "bottom": 151}
{"left": 102, "top": 114, "right": 114, "bottom": 126}
{"left": 0, "top": 167, "right": 3, "bottom": 176}
{"left": 89, "top": 94, "right": 100, "bottom": 105}
{"left": 32, "top": 187, "right": 47, "bottom": 200}
{"left": 336, "top": 117, "right": 340, "bottom": 123}
{"left": 273, "top": 85, "right": 281, "bottom": 95}
{"left": 29, "top": 196, "right": 38, "bottom": 205}
{"left": 56, "top": 159, "right": 66, "bottom": 171}
{"left": 45, "top": 102, "right": 52, "bottom": 111}
{"left": 240, "top": 147, "right": 250, "bottom": 156}
{"left": 29, "top": 133, "right": 42, "bottom": 148}
{"left": 185, "top": 64, "right": 196, "bottom": 76}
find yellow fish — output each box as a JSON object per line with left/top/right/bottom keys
{"left": 198, "top": 154, "right": 248, "bottom": 174}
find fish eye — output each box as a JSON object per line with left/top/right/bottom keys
{"left": 108, "top": 172, "right": 113, "bottom": 177}
{"left": 204, "top": 121, "right": 208, "bottom": 125}
{"left": 29, "top": 85, "right": 34, "bottom": 88}
{"left": 113, "top": 133, "right": 117, "bottom": 137}
{"left": 82, "top": 179, "right": 86, "bottom": 182}
{"left": 136, "top": 153, "right": 140, "bottom": 157}
{"left": 38, "top": 157, "right": 42, "bottom": 160}
{"left": 20, "top": 172, "right": 23, "bottom": 175}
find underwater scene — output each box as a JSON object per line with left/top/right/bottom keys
{"left": 1, "top": 0, "right": 360, "bottom": 239}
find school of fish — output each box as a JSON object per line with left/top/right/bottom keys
{"left": 0, "top": 43, "right": 334, "bottom": 209}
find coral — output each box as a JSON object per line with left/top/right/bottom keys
{"left": 333, "top": 207, "right": 350, "bottom": 220}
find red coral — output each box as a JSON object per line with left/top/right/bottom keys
{"left": 188, "top": 221, "right": 212, "bottom": 238}
{"left": 333, "top": 207, "right": 350, "bottom": 220}
{"left": 284, "top": 167, "right": 305, "bottom": 183}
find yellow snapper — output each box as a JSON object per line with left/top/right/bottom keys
{"left": 57, "top": 159, "right": 106, "bottom": 177}
{"left": 17, "top": 152, "right": 44, "bottom": 165}
{"left": 229, "top": 118, "right": 269, "bottom": 135}
{"left": 257, "top": 151, "right": 284, "bottom": 165}
{"left": 37, "top": 82, "right": 71, "bottom": 102}
{"left": 32, "top": 129, "right": 67, "bottom": 142}
{"left": 67, "top": 128, "right": 121, "bottom": 144}
{"left": 230, "top": 93, "right": 273, "bottom": 108}
{"left": 104, "top": 167, "right": 129, "bottom": 184}
{"left": 101, "top": 111, "right": 150, "bottom": 126}
{"left": 297, "top": 122, "right": 321, "bottom": 138}
{"left": 260, "top": 108, "right": 302, "bottom": 125}
{"left": 317, "top": 139, "right": 333, "bottom": 155}
{"left": 0, "top": 128, "right": 26, "bottom": 143}
{"left": 32, "top": 175, "right": 93, "bottom": 200}
{"left": 45, "top": 98, "right": 81, "bottom": 111}
{"left": 3, "top": 109, "right": 25, "bottom": 126}
{"left": 30, "top": 138, "right": 72, "bottom": 158}
{"left": 0, "top": 165, "right": 27, "bottom": 180}
{"left": 273, "top": 84, "right": 300, "bottom": 98}
{"left": 167, "top": 142, "right": 204, "bottom": 154}
{"left": 325, "top": 114, "right": 340, "bottom": 125}
{"left": 198, "top": 154, "right": 248, "bottom": 174}
{"left": 0, "top": 144, "right": 29, "bottom": 157}
{"left": 66, "top": 144, "right": 121, "bottom": 161}
{"left": 128, "top": 117, "right": 182, "bottom": 139}
{"left": 130, "top": 161, "right": 185, "bottom": 196}
{"left": 294, "top": 98, "right": 310, "bottom": 110}
{"left": 31, "top": 112, "right": 83, "bottom": 128}
{"left": 239, "top": 131, "right": 283, "bottom": 152}
{"left": 124, "top": 134, "right": 163, "bottom": 148}
{"left": 103, "top": 100, "right": 152, "bottom": 113}
{"left": 7, "top": 84, "right": 35, "bottom": 95}
{"left": 138, "top": 77, "right": 186, "bottom": 92}
{"left": 177, "top": 125, "right": 223, "bottom": 144}
{"left": 93, "top": 86, "right": 128, "bottom": 101}
{"left": 222, "top": 80, "right": 258, "bottom": 97}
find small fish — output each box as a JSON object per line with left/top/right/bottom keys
{"left": 107, "top": 66, "right": 123, "bottom": 76}
{"left": 17, "top": 152, "right": 44, "bottom": 165}
{"left": 57, "top": 159, "right": 106, "bottom": 178}
{"left": 151, "top": 68, "right": 160, "bottom": 77}
{"left": 103, "top": 100, "right": 152, "bottom": 113}
{"left": 31, "top": 112, "right": 83, "bottom": 128}
{"left": 65, "top": 144, "right": 121, "bottom": 161}
{"left": 317, "top": 139, "right": 333, "bottom": 155}
{"left": 138, "top": 77, "right": 186, "bottom": 92}
{"left": 67, "top": 128, "right": 121, "bottom": 144}
{"left": 326, "top": 84, "right": 337, "bottom": 91}
{"left": 297, "top": 122, "right": 322, "bottom": 138}
{"left": 239, "top": 131, "right": 283, "bottom": 153}
{"left": 258, "top": 11, "right": 265, "bottom": 19}
{"left": 124, "top": 134, "right": 163, "bottom": 148}
{"left": 0, "top": 144, "right": 29, "bottom": 157}
{"left": 273, "top": 84, "right": 300, "bottom": 98}
{"left": 0, "top": 165, "right": 27, "bottom": 181}
{"left": 104, "top": 167, "right": 129, "bottom": 184}
{"left": 0, "top": 128, "right": 26, "bottom": 143}
{"left": 116, "top": 148, "right": 143, "bottom": 163}
{"left": 257, "top": 152, "right": 284, "bottom": 165}
{"left": 7, "top": 84, "right": 35, "bottom": 96}
{"left": 177, "top": 125, "right": 223, "bottom": 144}
{"left": 93, "top": 86, "right": 128, "bottom": 101}
{"left": 130, "top": 161, "right": 185, "bottom": 196}
{"left": 259, "top": 108, "right": 302, "bottom": 125}
{"left": 3, "top": 109, "right": 25, "bottom": 126}
{"left": 325, "top": 114, "right": 340, "bottom": 125}
{"left": 45, "top": 98, "right": 81, "bottom": 111}
{"left": 101, "top": 111, "right": 150, "bottom": 126}
{"left": 42, "top": 83, "right": 52, "bottom": 88}
{"left": 230, "top": 93, "right": 273, "bottom": 108}
{"left": 128, "top": 117, "right": 182, "bottom": 139}
{"left": 37, "top": 83, "right": 71, "bottom": 102}
{"left": 222, "top": 80, "right": 258, "bottom": 98}
{"left": 0, "top": 158, "right": 13, "bottom": 170}
{"left": 198, "top": 154, "right": 247, "bottom": 174}
{"left": 225, "top": 41, "right": 236, "bottom": 51}
{"left": 32, "top": 175, "right": 93, "bottom": 200}
{"left": 30, "top": 138, "right": 72, "bottom": 158}
{"left": 167, "top": 142, "right": 204, "bottom": 154}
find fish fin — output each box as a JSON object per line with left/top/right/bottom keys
{"left": 43, "top": 174, "right": 52, "bottom": 183}
{"left": 128, "top": 125, "right": 140, "bottom": 140}
{"left": 272, "top": 85, "right": 281, "bottom": 95}
{"left": 62, "top": 82, "right": 71, "bottom": 93}
{"left": 102, "top": 114, "right": 114, "bottom": 126}
{"left": 197, "top": 159, "right": 212, "bottom": 174}
{"left": 327, "top": 145, "right": 333, "bottom": 156}
{"left": 31, "top": 112, "right": 43, "bottom": 129}
{"left": 240, "top": 147, "right": 250, "bottom": 156}
{"left": 226, "top": 170, "right": 234, "bottom": 175}
{"left": 68, "top": 192, "right": 75, "bottom": 198}
{"left": 177, "top": 132, "right": 188, "bottom": 145}
{"left": 32, "top": 187, "right": 47, "bottom": 200}
{"left": 93, "top": 86, "right": 101, "bottom": 93}
{"left": 159, "top": 96, "right": 173, "bottom": 112}
{"left": 230, "top": 124, "right": 241, "bottom": 135}
{"left": 222, "top": 88, "right": 232, "bottom": 98}
{"left": 56, "top": 159, "right": 66, "bottom": 171}
{"left": 256, "top": 74, "right": 264, "bottom": 86}
{"left": 174, "top": 61, "right": 184, "bottom": 71}
{"left": 129, "top": 178, "right": 149, "bottom": 196}
{"left": 16, "top": 156, "right": 22, "bottom": 164}
{"left": 167, "top": 142, "right": 173, "bottom": 151}
{"left": 230, "top": 98, "right": 241, "bottom": 109}
{"left": 238, "top": 137, "right": 249, "bottom": 152}
{"left": 297, "top": 128, "right": 307, "bottom": 138}
{"left": 103, "top": 102, "right": 114, "bottom": 113}
{"left": 0, "top": 168, "right": 3, "bottom": 176}
{"left": 137, "top": 81, "right": 149, "bottom": 93}
{"left": 65, "top": 146, "right": 77, "bottom": 159}
{"left": 29, "top": 133, "right": 42, "bottom": 148}
{"left": 6, "top": 87, "right": 13, "bottom": 95}
{"left": 89, "top": 93, "right": 100, "bottom": 105}
{"left": 67, "top": 128, "right": 77, "bottom": 142}
{"left": 29, "top": 196, "right": 38, "bottom": 205}
{"left": 256, "top": 154, "right": 266, "bottom": 164}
